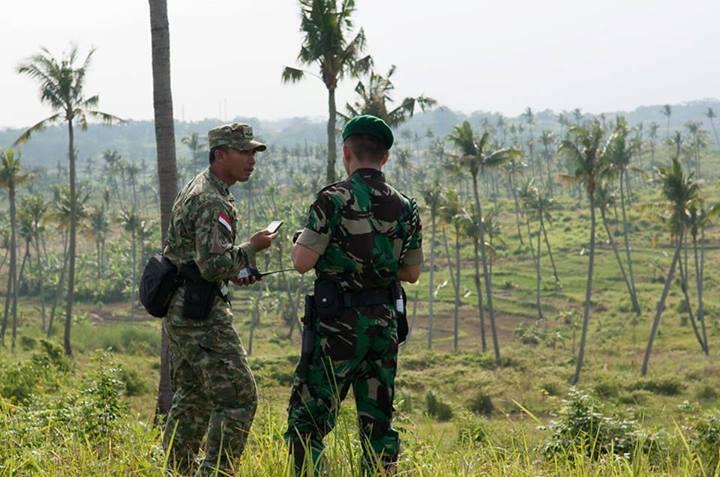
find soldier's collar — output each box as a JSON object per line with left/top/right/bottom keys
{"left": 352, "top": 168, "right": 385, "bottom": 182}
{"left": 206, "top": 168, "right": 230, "bottom": 195}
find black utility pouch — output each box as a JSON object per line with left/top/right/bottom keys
{"left": 139, "top": 255, "right": 180, "bottom": 318}
{"left": 397, "top": 285, "right": 409, "bottom": 344}
{"left": 297, "top": 295, "right": 317, "bottom": 382}
{"left": 179, "top": 262, "right": 218, "bottom": 321}
{"left": 313, "top": 279, "right": 342, "bottom": 319}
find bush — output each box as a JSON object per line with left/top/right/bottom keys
{"left": 467, "top": 391, "right": 494, "bottom": 416}
{"left": 694, "top": 384, "right": 718, "bottom": 401}
{"left": 426, "top": 390, "right": 453, "bottom": 421}
{"left": 688, "top": 412, "right": 720, "bottom": 475}
{"left": 457, "top": 416, "right": 490, "bottom": 446}
{"left": 629, "top": 376, "right": 685, "bottom": 396}
{"left": 542, "top": 389, "right": 664, "bottom": 460}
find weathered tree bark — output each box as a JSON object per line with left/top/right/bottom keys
{"left": 63, "top": 119, "right": 76, "bottom": 357}
{"left": 149, "top": 0, "right": 179, "bottom": 420}
{"left": 326, "top": 87, "right": 337, "bottom": 183}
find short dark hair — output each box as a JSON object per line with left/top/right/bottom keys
{"left": 345, "top": 134, "right": 387, "bottom": 163}
{"left": 209, "top": 146, "right": 228, "bottom": 164}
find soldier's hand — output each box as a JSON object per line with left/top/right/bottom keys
{"left": 232, "top": 275, "right": 259, "bottom": 286}
{"left": 249, "top": 229, "right": 277, "bottom": 252}
{"left": 292, "top": 229, "right": 303, "bottom": 244}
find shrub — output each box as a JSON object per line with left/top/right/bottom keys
{"left": 542, "top": 389, "right": 664, "bottom": 460}
{"left": 467, "top": 391, "right": 494, "bottom": 416}
{"left": 688, "top": 412, "right": 720, "bottom": 475}
{"left": 694, "top": 384, "right": 718, "bottom": 401}
{"left": 629, "top": 376, "right": 685, "bottom": 396}
{"left": 426, "top": 390, "right": 453, "bottom": 421}
{"left": 457, "top": 416, "right": 489, "bottom": 446}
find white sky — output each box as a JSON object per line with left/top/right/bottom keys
{"left": 1, "top": 0, "right": 718, "bottom": 128}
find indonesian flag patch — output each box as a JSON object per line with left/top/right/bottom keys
{"left": 218, "top": 211, "right": 233, "bottom": 233}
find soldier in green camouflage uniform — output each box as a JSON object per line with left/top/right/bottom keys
{"left": 163, "top": 123, "right": 276, "bottom": 475}
{"left": 285, "top": 115, "right": 423, "bottom": 475}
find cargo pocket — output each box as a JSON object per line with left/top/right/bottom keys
{"left": 318, "top": 309, "right": 357, "bottom": 361}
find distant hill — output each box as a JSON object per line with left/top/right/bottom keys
{"left": 1, "top": 99, "right": 718, "bottom": 170}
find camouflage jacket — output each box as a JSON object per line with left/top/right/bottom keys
{"left": 164, "top": 168, "right": 256, "bottom": 284}
{"left": 296, "top": 168, "right": 422, "bottom": 291}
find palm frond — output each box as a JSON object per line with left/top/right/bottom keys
{"left": 281, "top": 66, "right": 306, "bottom": 84}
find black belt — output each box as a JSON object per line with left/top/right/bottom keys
{"left": 341, "top": 286, "right": 394, "bottom": 308}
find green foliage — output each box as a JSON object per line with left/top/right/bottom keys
{"left": 629, "top": 376, "right": 685, "bottom": 396}
{"left": 425, "top": 390, "right": 453, "bottom": 421}
{"left": 542, "top": 389, "right": 665, "bottom": 460}
{"left": 688, "top": 412, "right": 720, "bottom": 475}
{"left": 466, "top": 391, "right": 495, "bottom": 416}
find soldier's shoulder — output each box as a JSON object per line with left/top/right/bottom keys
{"left": 316, "top": 179, "right": 351, "bottom": 199}
{"left": 177, "top": 174, "right": 227, "bottom": 213}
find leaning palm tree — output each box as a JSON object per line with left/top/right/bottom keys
{"left": 641, "top": 157, "right": 700, "bottom": 375}
{"left": 0, "top": 149, "right": 32, "bottom": 348}
{"left": 420, "top": 179, "right": 442, "bottom": 350}
{"left": 448, "top": 121, "right": 522, "bottom": 364}
{"left": 282, "top": 0, "right": 373, "bottom": 183}
{"left": 605, "top": 119, "right": 641, "bottom": 314}
{"left": 343, "top": 65, "right": 436, "bottom": 127}
{"left": 705, "top": 107, "right": 719, "bottom": 150}
{"left": 559, "top": 120, "right": 611, "bottom": 384}
{"left": 16, "top": 46, "right": 121, "bottom": 356}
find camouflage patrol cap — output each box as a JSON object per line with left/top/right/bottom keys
{"left": 208, "top": 123, "right": 267, "bottom": 152}
{"left": 342, "top": 115, "right": 394, "bottom": 149}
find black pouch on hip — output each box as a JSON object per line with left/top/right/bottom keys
{"left": 139, "top": 255, "right": 180, "bottom": 318}
{"left": 179, "top": 262, "right": 218, "bottom": 321}
{"left": 313, "top": 279, "right": 342, "bottom": 319}
{"left": 393, "top": 282, "right": 409, "bottom": 344}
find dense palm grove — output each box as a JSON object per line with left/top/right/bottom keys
{"left": 1, "top": 0, "right": 720, "bottom": 475}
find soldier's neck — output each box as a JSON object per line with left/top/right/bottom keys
{"left": 209, "top": 164, "right": 234, "bottom": 187}
{"left": 347, "top": 163, "right": 382, "bottom": 176}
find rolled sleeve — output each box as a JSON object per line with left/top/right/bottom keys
{"left": 402, "top": 247, "right": 424, "bottom": 266}
{"left": 295, "top": 228, "right": 330, "bottom": 255}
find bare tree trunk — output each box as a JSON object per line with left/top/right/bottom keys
{"left": 540, "top": 216, "right": 559, "bottom": 284}
{"left": 534, "top": 220, "right": 543, "bottom": 320}
{"left": 641, "top": 235, "right": 683, "bottom": 376}
{"left": 149, "top": 0, "right": 179, "bottom": 420}
{"left": 600, "top": 206, "right": 637, "bottom": 313}
{"left": 248, "top": 301, "right": 259, "bottom": 356}
{"left": 473, "top": 173, "right": 500, "bottom": 363}
{"left": 472, "top": 230, "right": 486, "bottom": 352}
{"left": 678, "top": 237, "right": 706, "bottom": 353}
{"left": 1, "top": 184, "right": 18, "bottom": 347}
{"left": 427, "top": 211, "right": 436, "bottom": 350}
{"left": 326, "top": 87, "right": 337, "bottom": 183}
{"left": 17, "top": 240, "right": 30, "bottom": 293}
{"left": 63, "top": 119, "right": 76, "bottom": 357}
{"left": 695, "top": 226, "right": 708, "bottom": 353}
{"left": 619, "top": 173, "right": 640, "bottom": 313}
{"left": 35, "top": 233, "right": 46, "bottom": 331}
{"left": 442, "top": 227, "right": 460, "bottom": 352}
{"left": 509, "top": 173, "right": 524, "bottom": 247}
{"left": 571, "top": 197, "right": 596, "bottom": 385}
{"left": 48, "top": 231, "right": 69, "bottom": 338}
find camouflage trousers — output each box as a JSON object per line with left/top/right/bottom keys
{"left": 285, "top": 305, "right": 399, "bottom": 476}
{"left": 163, "top": 286, "right": 258, "bottom": 476}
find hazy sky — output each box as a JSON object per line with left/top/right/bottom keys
{"left": 1, "top": 0, "right": 718, "bottom": 128}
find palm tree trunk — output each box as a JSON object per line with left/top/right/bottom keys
{"left": 63, "top": 119, "right": 76, "bottom": 357}
{"left": 696, "top": 226, "right": 708, "bottom": 353}
{"left": 571, "top": 197, "right": 596, "bottom": 385}
{"left": 35, "top": 235, "right": 46, "bottom": 331}
{"left": 600, "top": 206, "right": 637, "bottom": 314}
{"left": 149, "top": 0, "right": 179, "bottom": 421}
{"left": 1, "top": 184, "right": 18, "bottom": 346}
{"left": 17, "top": 240, "right": 30, "bottom": 293}
{"left": 427, "top": 211, "right": 436, "bottom": 350}
{"left": 540, "top": 216, "right": 559, "bottom": 284}
{"left": 248, "top": 301, "right": 259, "bottom": 356}
{"left": 1, "top": 269, "right": 11, "bottom": 345}
{"left": 509, "top": 174, "right": 524, "bottom": 247}
{"left": 442, "top": 227, "right": 460, "bottom": 352}
{"left": 326, "top": 87, "right": 337, "bottom": 183}
{"left": 472, "top": 238, "right": 486, "bottom": 352}
{"left": 641, "top": 234, "right": 683, "bottom": 376}
{"left": 473, "top": 173, "right": 500, "bottom": 364}
{"left": 619, "top": 174, "right": 640, "bottom": 314}
{"left": 678, "top": 237, "right": 706, "bottom": 353}
{"left": 48, "top": 230, "right": 69, "bottom": 338}
{"left": 534, "top": 220, "right": 543, "bottom": 321}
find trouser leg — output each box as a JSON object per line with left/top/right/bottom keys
{"left": 198, "top": 323, "right": 258, "bottom": 474}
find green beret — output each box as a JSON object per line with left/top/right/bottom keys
{"left": 341, "top": 115, "right": 394, "bottom": 149}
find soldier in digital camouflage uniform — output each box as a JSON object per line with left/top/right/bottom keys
{"left": 163, "top": 123, "right": 276, "bottom": 476}
{"left": 285, "top": 115, "right": 423, "bottom": 475}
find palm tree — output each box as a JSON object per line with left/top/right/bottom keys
{"left": 448, "top": 121, "right": 522, "bottom": 364}
{"left": 648, "top": 122, "right": 660, "bottom": 165}
{"left": 181, "top": 132, "right": 207, "bottom": 173}
{"left": 705, "top": 107, "right": 719, "bottom": 150}
{"left": 16, "top": 46, "right": 121, "bottom": 356}
{"left": 420, "top": 180, "right": 442, "bottom": 350}
{"left": 86, "top": 206, "right": 109, "bottom": 279}
{"left": 282, "top": 0, "right": 373, "bottom": 183}
{"left": 148, "top": 0, "right": 180, "bottom": 419}
{"left": 641, "top": 157, "right": 700, "bottom": 375}
{"left": 606, "top": 119, "right": 640, "bottom": 314}
{"left": 502, "top": 158, "right": 527, "bottom": 247}
{"left": 559, "top": 120, "right": 611, "bottom": 384}
{"left": 660, "top": 104, "right": 672, "bottom": 140}
{"left": 540, "top": 130, "right": 556, "bottom": 195}
{"left": 0, "top": 149, "right": 31, "bottom": 349}
{"left": 684, "top": 121, "right": 707, "bottom": 179}
{"left": 344, "top": 65, "right": 436, "bottom": 127}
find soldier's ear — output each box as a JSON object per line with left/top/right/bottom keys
{"left": 379, "top": 150, "right": 390, "bottom": 167}
{"left": 342, "top": 143, "right": 352, "bottom": 161}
